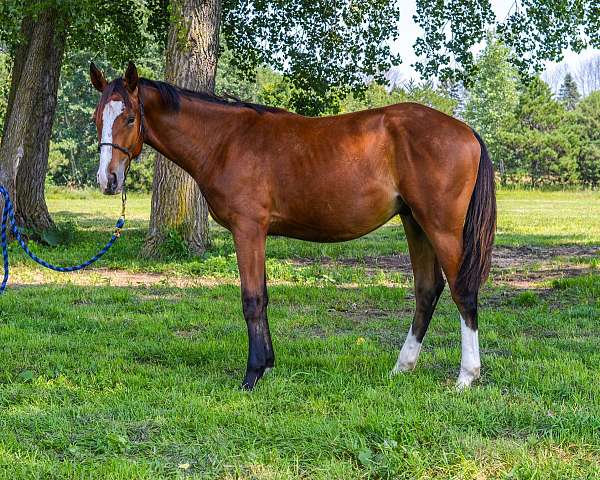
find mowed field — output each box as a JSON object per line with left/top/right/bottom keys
{"left": 0, "top": 189, "right": 599, "bottom": 479}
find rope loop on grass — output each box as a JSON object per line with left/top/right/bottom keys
{"left": 0, "top": 185, "right": 126, "bottom": 294}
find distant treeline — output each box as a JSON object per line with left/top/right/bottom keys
{"left": 0, "top": 37, "right": 598, "bottom": 190}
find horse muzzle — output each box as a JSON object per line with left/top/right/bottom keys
{"left": 103, "top": 172, "right": 121, "bottom": 195}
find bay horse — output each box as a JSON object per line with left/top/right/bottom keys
{"left": 90, "top": 62, "right": 496, "bottom": 390}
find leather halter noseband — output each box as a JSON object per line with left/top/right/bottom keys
{"left": 98, "top": 87, "right": 146, "bottom": 162}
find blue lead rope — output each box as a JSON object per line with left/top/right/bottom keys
{"left": 0, "top": 185, "right": 125, "bottom": 294}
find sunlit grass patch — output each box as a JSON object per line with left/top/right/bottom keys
{"left": 0, "top": 190, "right": 598, "bottom": 478}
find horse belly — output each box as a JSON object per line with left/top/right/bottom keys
{"left": 269, "top": 182, "right": 399, "bottom": 242}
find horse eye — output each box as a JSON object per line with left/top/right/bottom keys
{"left": 127, "top": 116, "right": 135, "bottom": 125}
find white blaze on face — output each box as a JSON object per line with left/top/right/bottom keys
{"left": 97, "top": 100, "right": 124, "bottom": 191}
{"left": 456, "top": 315, "right": 481, "bottom": 389}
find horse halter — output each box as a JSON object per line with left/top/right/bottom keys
{"left": 97, "top": 87, "right": 146, "bottom": 162}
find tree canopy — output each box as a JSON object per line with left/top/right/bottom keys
{"left": 2, "top": 1, "right": 599, "bottom": 114}
{"left": 414, "top": 0, "right": 600, "bottom": 83}
{"left": 0, "top": 1, "right": 166, "bottom": 64}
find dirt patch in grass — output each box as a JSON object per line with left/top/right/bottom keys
{"left": 8, "top": 269, "right": 238, "bottom": 290}
{"left": 492, "top": 245, "right": 599, "bottom": 269}
{"left": 7, "top": 269, "right": 398, "bottom": 290}
{"left": 494, "top": 264, "right": 595, "bottom": 289}
{"left": 291, "top": 253, "right": 413, "bottom": 274}
{"left": 7, "top": 245, "right": 597, "bottom": 292}
{"left": 292, "top": 244, "right": 598, "bottom": 278}
{"left": 290, "top": 245, "right": 599, "bottom": 306}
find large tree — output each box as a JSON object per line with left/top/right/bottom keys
{"left": 505, "top": 77, "right": 577, "bottom": 187}
{"left": 0, "top": 0, "right": 163, "bottom": 233}
{"left": 572, "top": 91, "right": 600, "bottom": 186}
{"left": 142, "top": 0, "right": 221, "bottom": 257}
{"left": 14, "top": 13, "right": 66, "bottom": 230}
{"left": 0, "top": 11, "right": 57, "bottom": 227}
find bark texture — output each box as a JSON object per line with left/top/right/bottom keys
{"left": 0, "top": 14, "right": 43, "bottom": 214}
{"left": 143, "top": 0, "right": 221, "bottom": 257}
{"left": 0, "top": 9, "right": 63, "bottom": 232}
{"left": 15, "top": 18, "right": 66, "bottom": 230}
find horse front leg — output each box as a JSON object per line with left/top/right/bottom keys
{"left": 233, "top": 222, "right": 273, "bottom": 390}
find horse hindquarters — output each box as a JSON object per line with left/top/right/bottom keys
{"left": 398, "top": 129, "right": 495, "bottom": 388}
{"left": 452, "top": 131, "right": 496, "bottom": 387}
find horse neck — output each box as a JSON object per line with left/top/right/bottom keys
{"left": 140, "top": 86, "right": 241, "bottom": 185}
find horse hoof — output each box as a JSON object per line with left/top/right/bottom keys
{"left": 240, "top": 368, "right": 265, "bottom": 390}
{"left": 390, "top": 361, "right": 416, "bottom": 377}
{"left": 240, "top": 381, "right": 255, "bottom": 391}
{"left": 455, "top": 367, "right": 480, "bottom": 390}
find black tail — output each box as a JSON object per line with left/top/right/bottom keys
{"left": 455, "top": 130, "right": 497, "bottom": 297}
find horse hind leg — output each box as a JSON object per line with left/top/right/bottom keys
{"left": 391, "top": 214, "right": 445, "bottom": 375}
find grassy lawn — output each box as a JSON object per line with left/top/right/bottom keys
{"left": 0, "top": 189, "right": 598, "bottom": 479}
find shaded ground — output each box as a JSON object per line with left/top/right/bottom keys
{"left": 293, "top": 244, "right": 599, "bottom": 287}
{"left": 7, "top": 244, "right": 598, "bottom": 291}
{"left": 295, "top": 244, "right": 600, "bottom": 271}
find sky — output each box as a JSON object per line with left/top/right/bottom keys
{"left": 389, "top": 0, "right": 600, "bottom": 84}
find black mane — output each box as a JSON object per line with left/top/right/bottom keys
{"left": 138, "top": 78, "right": 285, "bottom": 114}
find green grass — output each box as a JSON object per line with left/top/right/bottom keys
{"left": 0, "top": 189, "right": 598, "bottom": 479}
{"left": 496, "top": 189, "right": 600, "bottom": 246}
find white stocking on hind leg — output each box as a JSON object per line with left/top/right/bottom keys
{"left": 391, "top": 214, "right": 445, "bottom": 376}
{"left": 407, "top": 227, "right": 483, "bottom": 389}
{"left": 393, "top": 325, "right": 422, "bottom": 372}
{"left": 456, "top": 315, "right": 480, "bottom": 388}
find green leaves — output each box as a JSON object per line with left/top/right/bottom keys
{"left": 221, "top": 0, "right": 402, "bottom": 114}
{"left": 506, "top": 77, "right": 579, "bottom": 186}
{"left": 0, "top": 1, "right": 168, "bottom": 65}
{"left": 571, "top": 91, "right": 600, "bottom": 186}
{"left": 414, "top": 0, "right": 600, "bottom": 83}
{"left": 464, "top": 36, "right": 519, "bottom": 179}
{"left": 414, "top": 0, "right": 495, "bottom": 83}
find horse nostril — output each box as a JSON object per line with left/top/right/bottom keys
{"left": 107, "top": 173, "right": 118, "bottom": 191}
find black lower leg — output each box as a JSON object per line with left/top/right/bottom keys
{"left": 411, "top": 278, "right": 445, "bottom": 341}
{"left": 262, "top": 274, "right": 274, "bottom": 369}
{"left": 241, "top": 290, "right": 273, "bottom": 390}
{"left": 457, "top": 291, "right": 478, "bottom": 330}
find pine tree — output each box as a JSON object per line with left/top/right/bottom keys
{"left": 464, "top": 35, "right": 519, "bottom": 181}
{"left": 572, "top": 92, "right": 600, "bottom": 187}
{"left": 558, "top": 73, "right": 581, "bottom": 110}
{"left": 507, "top": 77, "right": 578, "bottom": 187}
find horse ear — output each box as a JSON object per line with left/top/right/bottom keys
{"left": 90, "top": 62, "right": 107, "bottom": 92}
{"left": 124, "top": 61, "right": 139, "bottom": 93}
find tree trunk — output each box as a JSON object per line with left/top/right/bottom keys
{"left": 15, "top": 19, "right": 67, "bottom": 231}
{"left": 143, "top": 0, "right": 221, "bottom": 257}
{"left": 2, "top": 17, "right": 34, "bottom": 141}
{"left": 0, "top": 9, "right": 58, "bottom": 226}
